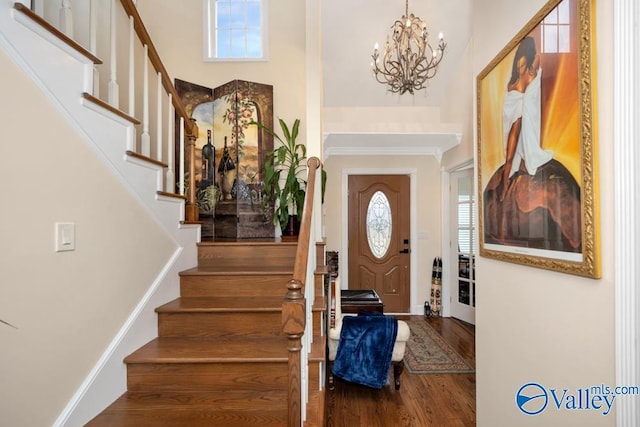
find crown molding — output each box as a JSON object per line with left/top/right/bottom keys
{"left": 323, "top": 131, "right": 461, "bottom": 163}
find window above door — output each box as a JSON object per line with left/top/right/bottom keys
{"left": 203, "top": 0, "right": 268, "bottom": 61}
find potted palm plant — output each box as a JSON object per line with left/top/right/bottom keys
{"left": 251, "top": 118, "right": 306, "bottom": 239}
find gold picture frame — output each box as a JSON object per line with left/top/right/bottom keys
{"left": 476, "top": 0, "right": 600, "bottom": 278}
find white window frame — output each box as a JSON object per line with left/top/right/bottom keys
{"left": 203, "top": 0, "right": 268, "bottom": 62}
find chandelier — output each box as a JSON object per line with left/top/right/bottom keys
{"left": 371, "top": 0, "right": 447, "bottom": 95}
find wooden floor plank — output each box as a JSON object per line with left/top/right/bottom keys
{"left": 326, "top": 316, "right": 475, "bottom": 427}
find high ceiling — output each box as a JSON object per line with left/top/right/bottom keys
{"left": 321, "top": 0, "right": 473, "bottom": 109}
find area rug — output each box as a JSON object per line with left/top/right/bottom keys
{"left": 404, "top": 320, "right": 475, "bottom": 374}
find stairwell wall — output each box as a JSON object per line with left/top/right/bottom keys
{"left": 134, "top": 0, "right": 307, "bottom": 148}
{"left": 0, "top": 45, "right": 176, "bottom": 427}
{"left": 471, "top": 1, "right": 616, "bottom": 426}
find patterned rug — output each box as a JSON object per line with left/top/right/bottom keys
{"left": 404, "top": 320, "right": 475, "bottom": 374}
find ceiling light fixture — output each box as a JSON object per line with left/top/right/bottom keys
{"left": 371, "top": 0, "right": 447, "bottom": 95}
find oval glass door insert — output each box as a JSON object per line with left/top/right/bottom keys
{"left": 366, "top": 191, "right": 392, "bottom": 258}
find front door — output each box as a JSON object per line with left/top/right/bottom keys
{"left": 348, "top": 175, "right": 410, "bottom": 313}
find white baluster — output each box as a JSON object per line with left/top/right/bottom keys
{"left": 59, "top": 0, "right": 73, "bottom": 38}
{"left": 140, "top": 44, "right": 150, "bottom": 156}
{"left": 30, "top": 0, "right": 43, "bottom": 15}
{"left": 179, "top": 117, "right": 185, "bottom": 196}
{"left": 108, "top": 0, "right": 119, "bottom": 107}
{"left": 128, "top": 15, "right": 135, "bottom": 116}
{"left": 166, "top": 94, "right": 175, "bottom": 193}
{"left": 89, "top": 0, "right": 99, "bottom": 97}
{"left": 156, "top": 72, "right": 163, "bottom": 162}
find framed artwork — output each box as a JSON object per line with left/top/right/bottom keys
{"left": 175, "top": 78, "right": 274, "bottom": 240}
{"left": 476, "top": 0, "right": 600, "bottom": 278}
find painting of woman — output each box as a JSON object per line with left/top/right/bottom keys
{"left": 500, "top": 37, "right": 553, "bottom": 201}
{"left": 479, "top": 3, "right": 583, "bottom": 258}
{"left": 477, "top": 0, "right": 600, "bottom": 276}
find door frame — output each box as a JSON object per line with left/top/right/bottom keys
{"left": 441, "top": 159, "right": 474, "bottom": 318}
{"left": 341, "top": 168, "right": 418, "bottom": 314}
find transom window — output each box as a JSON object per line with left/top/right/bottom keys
{"left": 203, "top": 0, "right": 267, "bottom": 61}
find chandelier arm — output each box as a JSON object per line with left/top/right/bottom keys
{"left": 371, "top": 3, "right": 446, "bottom": 95}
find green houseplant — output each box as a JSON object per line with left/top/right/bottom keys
{"left": 251, "top": 118, "right": 307, "bottom": 236}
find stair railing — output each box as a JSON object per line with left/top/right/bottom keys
{"left": 117, "top": 0, "right": 198, "bottom": 221}
{"left": 23, "top": 2, "right": 321, "bottom": 422}
{"left": 282, "top": 157, "right": 321, "bottom": 427}
{"left": 24, "top": 0, "right": 198, "bottom": 221}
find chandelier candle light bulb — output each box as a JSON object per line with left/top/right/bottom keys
{"left": 371, "top": 0, "right": 447, "bottom": 95}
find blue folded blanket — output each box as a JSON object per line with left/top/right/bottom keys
{"left": 332, "top": 312, "right": 398, "bottom": 389}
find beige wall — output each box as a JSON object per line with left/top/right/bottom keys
{"left": 473, "top": 1, "right": 615, "bottom": 426}
{"left": 136, "top": 0, "right": 307, "bottom": 145}
{"left": 323, "top": 154, "right": 442, "bottom": 313}
{"left": 0, "top": 1, "right": 618, "bottom": 425}
{"left": 441, "top": 38, "right": 475, "bottom": 169}
{"left": 0, "top": 49, "right": 176, "bottom": 426}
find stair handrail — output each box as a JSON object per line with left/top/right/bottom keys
{"left": 118, "top": 0, "right": 193, "bottom": 135}
{"left": 282, "top": 156, "right": 321, "bottom": 427}
{"left": 118, "top": 0, "right": 198, "bottom": 220}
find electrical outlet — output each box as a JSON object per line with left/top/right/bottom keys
{"left": 55, "top": 222, "right": 75, "bottom": 252}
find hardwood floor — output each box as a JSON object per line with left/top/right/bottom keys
{"left": 326, "top": 316, "right": 475, "bottom": 427}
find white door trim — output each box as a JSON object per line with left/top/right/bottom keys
{"left": 441, "top": 159, "right": 474, "bottom": 319}
{"left": 614, "top": 0, "right": 640, "bottom": 425}
{"left": 341, "top": 168, "right": 418, "bottom": 314}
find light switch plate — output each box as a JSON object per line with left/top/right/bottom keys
{"left": 55, "top": 222, "right": 75, "bottom": 252}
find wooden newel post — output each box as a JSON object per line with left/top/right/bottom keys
{"left": 282, "top": 278, "right": 305, "bottom": 427}
{"left": 185, "top": 117, "right": 199, "bottom": 222}
{"left": 280, "top": 157, "right": 320, "bottom": 426}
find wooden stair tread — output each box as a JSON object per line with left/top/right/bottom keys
{"left": 180, "top": 265, "right": 294, "bottom": 276}
{"left": 81, "top": 93, "right": 140, "bottom": 125}
{"left": 156, "top": 190, "right": 187, "bottom": 200}
{"left": 156, "top": 296, "right": 285, "bottom": 312}
{"left": 308, "top": 336, "right": 326, "bottom": 362}
{"left": 311, "top": 295, "right": 327, "bottom": 311}
{"left": 314, "top": 265, "right": 329, "bottom": 275}
{"left": 87, "top": 410, "right": 286, "bottom": 427}
{"left": 125, "top": 336, "right": 289, "bottom": 363}
{"left": 86, "top": 391, "right": 287, "bottom": 427}
{"left": 13, "top": 3, "right": 102, "bottom": 64}
{"left": 95, "top": 390, "right": 287, "bottom": 411}
{"left": 198, "top": 240, "right": 296, "bottom": 247}
{"left": 89, "top": 238, "right": 327, "bottom": 425}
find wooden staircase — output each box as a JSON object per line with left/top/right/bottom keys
{"left": 87, "top": 241, "right": 327, "bottom": 426}
{"left": 1, "top": 3, "right": 326, "bottom": 424}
